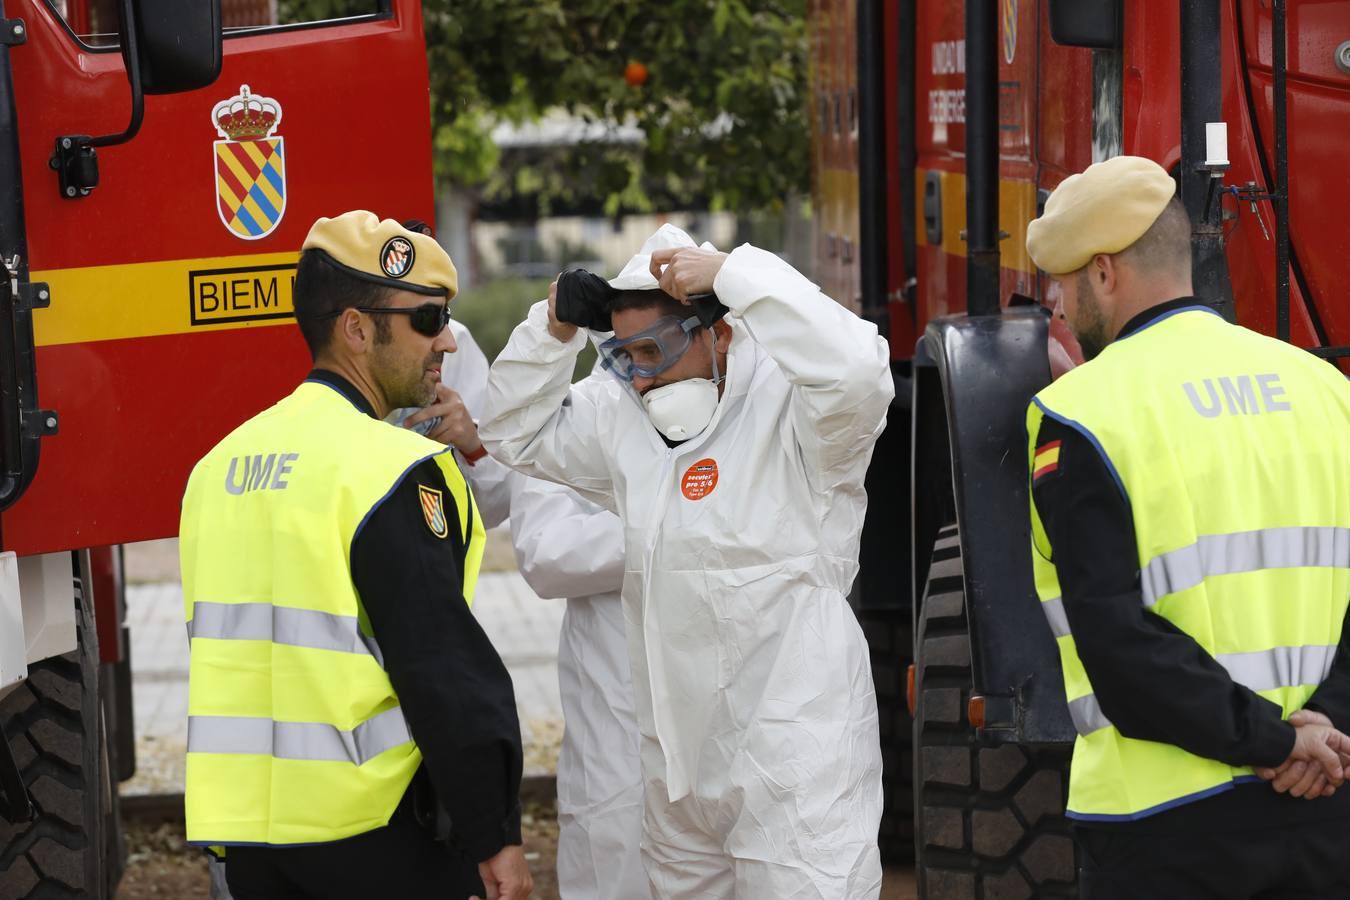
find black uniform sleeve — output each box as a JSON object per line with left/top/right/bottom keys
{"left": 350, "top": 456, "right": 523, "bottom": 861}
{"left": 1031, "top": 418, "right": 1295, "bottom": 768}
{"left": 1305, "top": 618, "right": 1350, "bottom": 728}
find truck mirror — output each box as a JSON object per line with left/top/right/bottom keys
{"left": 124, "top": 0, "right": 223, "bottom": 95}
{"left": 52, "top": 0, "right": 222, "bottom": 198}
{"left": 1048, "top": 0, "right": 1120, "bottom": 49}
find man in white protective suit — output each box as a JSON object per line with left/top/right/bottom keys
{"left": 408, "top": 341, "right": 650, "bottom": 897}
{"left": 480, "top": 224, "right": 892, "bottom": 898}
{"left": 390, "top": 218, "right": 646, "bottom": 893}
{"left": 402, "top": 318, "right": 649, "bottom": 896}
{"left": 509, "top": 465, "right": 651, "bottom": 900}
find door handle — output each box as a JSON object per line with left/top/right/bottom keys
{"left": 923, "top": 171, "right": 943, "bottom": 245}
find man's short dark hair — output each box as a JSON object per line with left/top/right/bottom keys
{"left": 609, "top": 288, "right": 690, "bottom": 322}
{"left": 293, "top": 249, "right": 392, "bottom": 358}
{"left": 1119, "top": 195, "right": 1192, "bottom": 279}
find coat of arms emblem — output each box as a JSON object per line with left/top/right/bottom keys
{"left": 212, "top": 85, "right": 286, "bottom": 240}
{"left": 419, "top": 485, "right": 450, "bottom": 539}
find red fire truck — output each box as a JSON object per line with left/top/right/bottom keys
{"left": 0, "top": 1, "right": 437, "bottom": 894}
{"left": 813, "top": 0, "right": 1350, "bottom": 895}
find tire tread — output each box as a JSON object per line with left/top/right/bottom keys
{"left": 0, "top": 578, "right": 116, "bottom": 899}
{"left": 863, "top": 607, "right": 916, "bottom": 864}
{"left": 914, "top": 526, "right": 1076, "bottom": 899}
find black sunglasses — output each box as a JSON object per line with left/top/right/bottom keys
{"left": 324, "top": 303, "right": 450, "bottom": 337}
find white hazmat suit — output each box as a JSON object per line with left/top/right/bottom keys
{"left": 509, "top": 468, "right": 650, "bottom": 900}
{"left": 398, "top": 332, "right": 649, "bottom": 895}
{"left": 481, "top": 226, "right": 892, "bottom": 898}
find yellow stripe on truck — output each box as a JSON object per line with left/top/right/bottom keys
{"left": 914, "top": 169, "right": 1037, "bottom": 275}
{"left": 32, "top": 252, "right": 300, "bottom": 347}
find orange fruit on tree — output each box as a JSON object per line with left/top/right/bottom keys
{"left": 624, "top": 61, "right": 648, "bottom": 87}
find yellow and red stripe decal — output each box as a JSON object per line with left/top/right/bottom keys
{"left": 31, "top": 252, "right": 300, "bottom": 347}
{"left": 1033, "top": 440, "right": 1062, "bottom": 480}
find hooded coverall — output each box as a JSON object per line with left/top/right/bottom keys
{"left": 510, "top": 467, "right": 650, "bottom": 900}
{"left": 481, "top": 226, "right": 893, "bottom": 898}
{"left": 398, "top": 330, "right": 650, "bottom": 896}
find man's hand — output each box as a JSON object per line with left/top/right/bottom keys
{"left": 1254, "top": 710, "right": 1334, "bottom": 797}
{"left": 404, "top": 384, "right": 482, "bottom": 456}
{"left": 472, "top": 844, "right": 533, "bottom": 900}
{"left": 649, "top": 247, "right": 729, "bottom": 301}
{"left": 1254, "top": 710, "right": 1349, "bottom": 799}
{"left": 546, "top": 279, "right": 579, "bottom": 343}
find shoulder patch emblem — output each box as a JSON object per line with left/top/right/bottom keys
{"left": 1032, "top": 440, "right": 1061, "bottom": 483}
{"left": 418, "top": 484, "right": 449, "bottom": 538}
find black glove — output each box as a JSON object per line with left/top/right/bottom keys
{"left": 686, "top": 292, "right": 729, "bottom": 329}
{"left": 555, "top": 269, "right": 615, "bottom": 331}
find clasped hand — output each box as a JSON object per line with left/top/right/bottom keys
{"left": 1254, "top": 709, "right": 1350, "bottom": 799}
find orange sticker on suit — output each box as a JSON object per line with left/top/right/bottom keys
{"left": 681, "top": 458, "right": 719, "bottom": 501}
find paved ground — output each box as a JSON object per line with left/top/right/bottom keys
{"left": 122, "top": 532, "right": 566, "bottom": 795}
{"left": 116, "top": 799, "right": 565, "bottom": 900}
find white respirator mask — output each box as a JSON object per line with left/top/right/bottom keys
{"left": 642, "top": 377, "right": 721, "bottom": 442}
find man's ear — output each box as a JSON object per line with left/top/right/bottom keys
{"left": 338, "top": 308, "right": 371, "bottom": 354}
{"left": 711, "top": 319, "right": 733, "bottom": 353}
{"left": 1093, "top": 253, "right": 1119, "bottom": 294}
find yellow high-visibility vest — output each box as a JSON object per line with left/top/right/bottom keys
{"left": 179, "top": 380, "right": 485, "bottom": 846}
{"left": 1027, "top": 306, "right": 1350, "bottom": 821}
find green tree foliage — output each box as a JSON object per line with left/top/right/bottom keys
{"left": 284, "top": 0, "right": 809, "bottom": 212}
{"left": 453, "top": 278, "right": 596, "bottom": 377}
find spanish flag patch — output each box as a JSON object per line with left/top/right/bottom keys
{"left": 1032, "top": 440, "right": 1062, "bottom": 482}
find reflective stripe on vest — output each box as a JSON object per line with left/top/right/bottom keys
{"left": 180, "top": 381, "right": 485, "bottom": 847}
{"left": 1041, "top": 524, "right": 1350, "bottom": 634}
{"left": 1027, "top": 308, "right": 1350, "bottom": 821}
{"left": 1141, "top": 526, "right": 1350, "bottom": 608}
{"left": 1043, "top": 524, "right": 1350, "bottom": 736}
{"left": 188, "top": 601, "right": 385, "bottom": 666}
{"left": 1062, "top": 644, "right": 1338, "bottom": 736}
{"left": 187, "top": 708, "right": 412, "bottom": 764}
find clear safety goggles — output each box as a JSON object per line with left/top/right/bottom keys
{"left": 599, "top": 314, "right": 704, "bottom": 383}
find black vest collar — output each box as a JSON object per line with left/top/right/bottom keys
{"left": 305, "top": 369, "right": 377, "bottom": 418}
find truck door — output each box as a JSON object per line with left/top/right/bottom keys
{"left": 2, "top": 0, "right": 437, "bottom": 553}
{"left": 1234, "top": 0, "right": 1350, "bottom": 350}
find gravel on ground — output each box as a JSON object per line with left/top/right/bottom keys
{"left": 116, "top": 799, "right": 563, "bottom": 900}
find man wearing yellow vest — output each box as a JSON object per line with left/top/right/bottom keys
{"left": 179, "top": 211, "right": 532, "bottom": 900}
{"left": 1024, "top": 156, "right": 1350, "bottom": 898}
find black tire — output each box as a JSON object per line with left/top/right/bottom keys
{"left": 913, "top": 525, "right": 1077, "bottom": 899}
{"left": 0, "top": 574, "right": 119, "bottom": 900}
{"left": 860, "top": 607, "right": 914, "bottom": 863}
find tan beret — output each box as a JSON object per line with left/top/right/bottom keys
{"left": 302, "top": 211, "right": 457, "bottom": 299}
{"left": 1026, "top": 156, "right": 1177, "bottom": 275}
